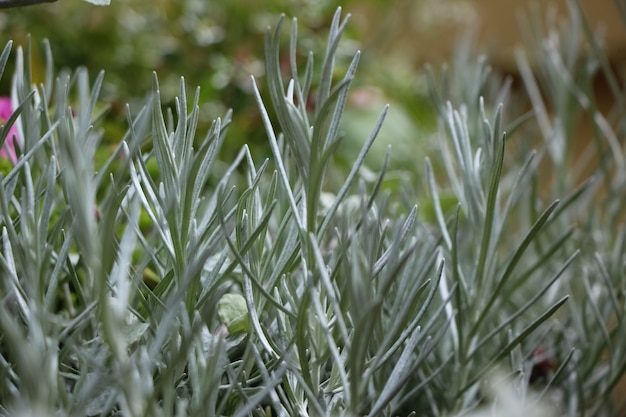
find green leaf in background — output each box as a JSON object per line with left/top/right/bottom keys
{"left": 121, "top": 321, "right": 150, "bottom": 347}
{"left": 217, "top": 293, "right": 250, "bottom": 335}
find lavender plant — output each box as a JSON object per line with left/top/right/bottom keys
{"left": 1, "top": 2, "right": 626, "bottom": 417}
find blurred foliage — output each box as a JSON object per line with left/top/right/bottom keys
{"left": 1, "top": 0, "right": 436, "bottom": 170}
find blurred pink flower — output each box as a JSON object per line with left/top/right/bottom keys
{"left": 0, "top": 97, "right": 19, "bottom": 164}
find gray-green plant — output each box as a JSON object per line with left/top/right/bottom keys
{"left": 1, "top": 2, "right": 626, "bottom": 416}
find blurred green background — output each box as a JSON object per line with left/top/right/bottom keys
{"left": 3, "top": 0, "right": 623, "bottom": 189}
{"left": 1, "top": 0, "right": 439, "bottom": 182}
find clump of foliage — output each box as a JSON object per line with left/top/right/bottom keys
{"left": 1, "top": 1, "right": 626, "bottom": 416}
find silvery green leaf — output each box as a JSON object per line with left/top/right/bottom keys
{"left": 121, "top": 321, "right": 150, "bottom": 346}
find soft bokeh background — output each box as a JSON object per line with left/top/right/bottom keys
{"left": 2, "top": 0, "right": 625, "bottom": 178}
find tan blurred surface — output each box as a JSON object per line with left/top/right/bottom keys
{"left": 354, "top": 0, "right": 626, "bottom": 69}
